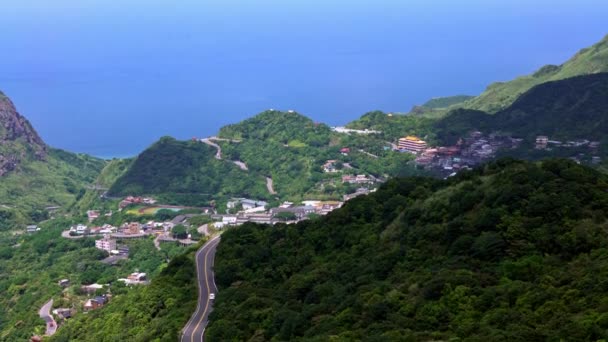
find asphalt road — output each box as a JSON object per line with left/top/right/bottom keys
{"left": 39, "top": 299, "right": 57, "bottom": 336}
{"left": 181, "top": 236, "right": 221, "bottom": 342}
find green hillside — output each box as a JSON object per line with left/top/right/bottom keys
{"left": 434, "top": 73, "right": 608, "bottom": 147}
{"left": 460, "top": 34, "right": 608, "bottom": 113}
{"left": 0, "top": 93, "right": 105, "bottom": 228}
{"left": 421, "top": 95, "right": 474, "bottom": 109}
{"left": 49, "top": 243, "right": 200, "bottom": 342}
{"left": 107, "top": 136, "right": 268, "bottom": 205}
{"left": 108, "top": 111, "right": 420, "bottom": 205}
{"left": 207, "top": 159, "right": 608, "bottom": 341}
{"left": 346, "top": 110, "right": 437, "bottom": 142}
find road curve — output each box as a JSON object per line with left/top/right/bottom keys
{"left": 181, "top": 236, "right": 221, "bottom": 342}
{"left": 39, "top": 299, "right": 57, "bottom": 336}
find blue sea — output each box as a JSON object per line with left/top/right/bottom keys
{"left": 1, "top": 0, "right": 607, "bottom": 158}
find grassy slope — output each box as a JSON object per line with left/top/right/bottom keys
{"left": 421, "top": 95, "right": 475, "bottom": 109}
{"left": 0, "top": 149, "right": 105, "bottom": 227}
{"left": 459, "top": 34, "right": 608, "bottom": 113}
{"left": 207, "top": 159, "right": 608, "bottom": 341}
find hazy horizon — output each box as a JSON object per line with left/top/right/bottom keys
{"left": 1, "top": 0, "right": 607, "bottom": 157}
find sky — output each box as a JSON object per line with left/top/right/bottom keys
{"left": 1, "top": 0, "right": 607, "bottom": 157}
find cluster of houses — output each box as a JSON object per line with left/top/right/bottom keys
{"left": 331, "top": 126, "right": 382, "bottom": 135}
{"left": 397, "top": 132, "right": 522, "bottom": 176}
{"left": 86, "top": 210, "right": 112, "bottom": 222}
{"left": 536, "top": 135, "right": 602, "bottom": 164}
{"left": 118, "top": 196, "right": 157, "bottom": 210}
{"left": 213, "top": 198, "right": 346, "bottom": 227}
{"left": 342, "top": 174, "right": 375, "bottom": 184}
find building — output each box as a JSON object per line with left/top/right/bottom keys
{"left": 87, "top": 210, "right": 100, "bottom": 222}
{"left": 535, "top": 136, "right": 548, "bottom": 149}
{"left": 222, "top": 216, "right": 238, "bottom": 225}
{"left": 84, "top": 295, "right": 108, "bottom": 311}
{"left": 398, "top": 136, "right": 427, "bottom": 153}
{"left": 95, "top": 236, "right": 117, "bottom": 253}
{"left": 81, "top": 283, "right": 104, "bottom": 294}
{"left": 52, "top": 308, "right": 73, "bottom": 320}
{"left": 323, "top": 160, "right": 339, "bottom": 173}
{"left": 26, "top": 225, "right": 39, "bottom": 233}
{"left": 71, "top": 224, "right": 89, "bottom": 235}
{"left": 227, "top": 198, "right": 268, "bottom": 210}
{"left": 271, "top": 206, "right": 316, "bottom": 220}
{"left": 58, "top": 279, "right": 70, "bottom": 288}
{"left": 127, "top": 222, "right": 141, "bottom": 235}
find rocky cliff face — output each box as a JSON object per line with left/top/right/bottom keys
{"left": 0, "top": 91, "right": 47, "bottom": 175}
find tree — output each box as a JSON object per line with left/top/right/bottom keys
{"left": 172, "top": 225, "right": 188, "bottom": 239}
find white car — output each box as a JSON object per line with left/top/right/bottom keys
{"left": 209, "top": 293, "right": 215, "bottom": 300}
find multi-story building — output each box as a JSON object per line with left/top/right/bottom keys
{"left": 398, "top": 136, "right": 428, "bottom": 153}
{"left": 95, "top": 235, "right": 117, "bottom": 252}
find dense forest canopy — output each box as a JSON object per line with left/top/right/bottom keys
{"left": 207, "top": 158, "right": 608, "bottom": 341}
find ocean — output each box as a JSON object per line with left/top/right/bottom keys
{"left": 1, "top": 0, "right": 607, "bottom": 157}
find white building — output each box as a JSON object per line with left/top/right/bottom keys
{"left": 95, "top": 236, "right": 117, "bottom": 252}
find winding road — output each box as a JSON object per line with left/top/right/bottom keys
{"left": 39, "top": 299, "right": 57, "bottom": 336}
{"left": 200, "top": 138, "right": 248, "bottom": 170}
{"left": 181, "top": 236, "right": 221, "bottom": 342}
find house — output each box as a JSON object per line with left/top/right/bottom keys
{"left": 52, "top": 308, "right": 73, "bottom": 320}
{"left": 227, "top": 198, "right": 268, "bottom": 210}
{"left": 241, "top": 199, "right": 268, "bottom": 210}
{"left": 323, "top": 160, "right": 339, "bottom": 173}
{"left": 222, "top": 216, "right": 238, "bottom": 224}
{"left": 81, "top": 283, "right": 104, "bottom": 294}
{"left": 127, "top": 222, "right": 141, "bottom": 235}
{"left": 87, "top": 210, "right": 100, "bottom": 222}
{"left": 119, "top": 272, "right": 148, "bottom": 285}
{"left": 279, "top": 201, "right": 294, "bottom": 208}
{"left": 342, "top": 175, "right": 356, "bottom": 184}
{"left": 317, "top": 201, "right": 343, "bottom": 215}
{"left": 535, "top": 136, "right": 548, "bottom": 149}
{"left": 128, "top": 272, "right": 147, "bottom": 282}
{"left": 95, "top": 235, "right": 117, "bottom": 253}
{"left": 84, "top": 295, "right": 108, "bottom": 311}
{"left": 71, "top": 224, "right": 89, "bottom": 235}
{"left": 58, "top": 279, "right": 70, "bottom": 288}
{"left": 26, "top": 225, "right": 39, "bottom": 233}
{"left": 398, "top": 136, "right": 427, "bottom": 153}
{"left": 355, "top": 175, "right": 373, "bottom": 184}
{"left": 340, "top": 147, "right": 350, "bottom": 155}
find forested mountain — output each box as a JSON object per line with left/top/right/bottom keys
{"left": 107, "top": 111, "right": 420, "bottom": 205}
{"left": 207, "top": 158, "right": 608, "bottom": 341}
{"left": 107, "top": 137, "right": 268, "bottom": 205}
{"left": 458, "top": 34, "right": 608, "bottom": 113}
{"left": 0, "top": 92, "right": 105, "bottom": 228}
{"left": 434, "top": 73, "right": 608, "bottom": 146}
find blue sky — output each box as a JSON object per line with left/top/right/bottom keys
{"left": 1, "top": 1, "right": 607, "bottom": 157}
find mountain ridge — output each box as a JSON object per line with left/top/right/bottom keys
{"left": 457, "top": 34, "right": 608, "bottom": 113}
